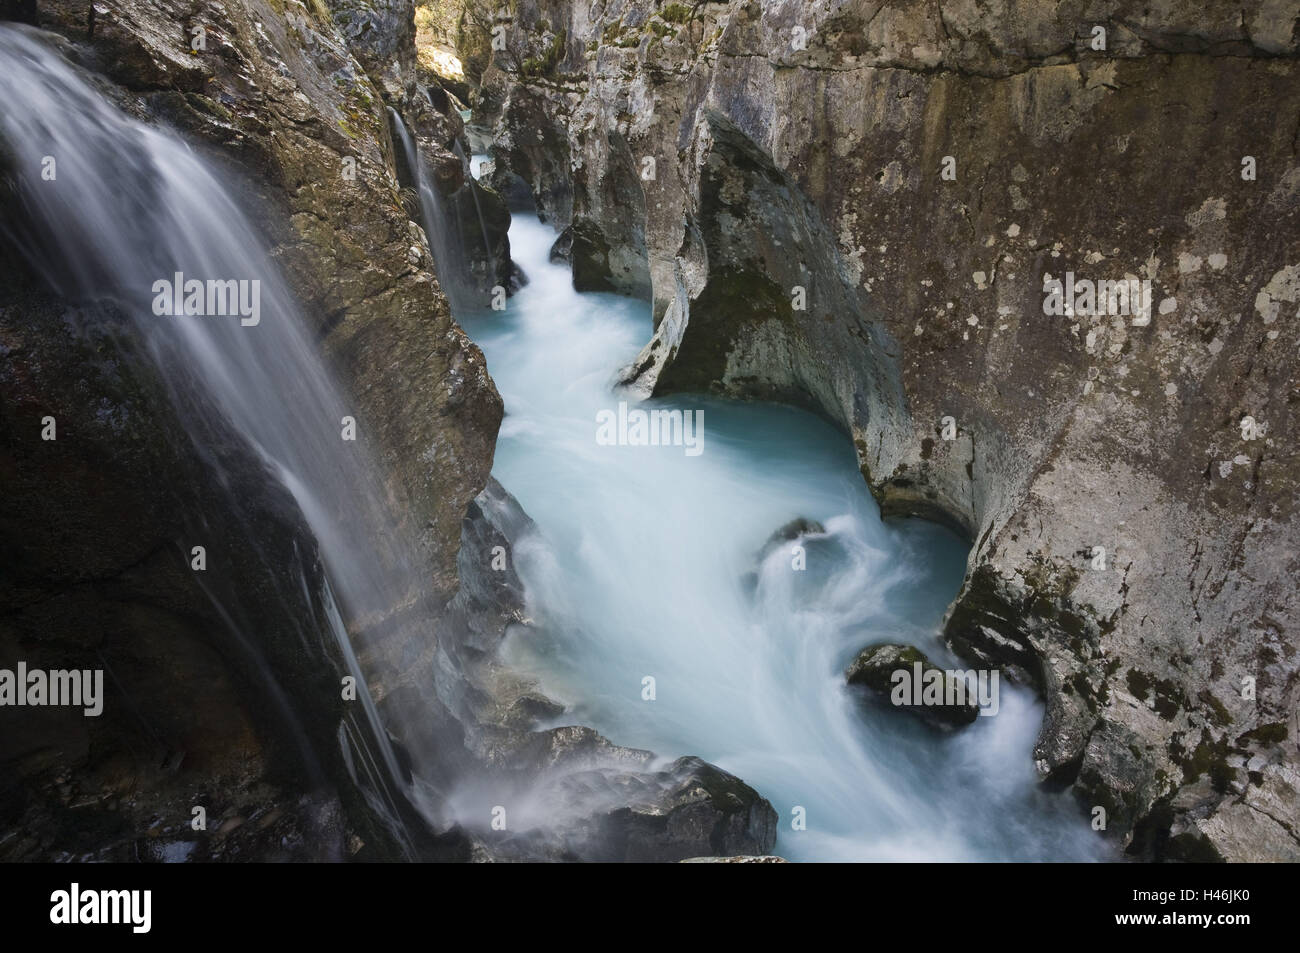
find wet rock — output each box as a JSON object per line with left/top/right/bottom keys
{"left": 438, "top": 477, "right": 782, "bottom": 864}
{"left": 0, "top": 279, "right": 409, "bottom": 861}
{"left": 397, "top": 90, "right": 524, "bottom": 306}
{"left": 474, "top": 729, "right": 779, "bottom": 862}
{"left": 590, "top": 756, "right": 779, "bottom": 862}
{"left": 846, "top": 644, "right": 978, "bottom": 730}
{"left": 761, "top": 517, "right": 826, "bottom": 553}
{"left": 503, "top": 693, "right": 566, "bottom": 730}
{"left": 743, "top": 517, "right": 827, "bottom": 594}
{"left": 445, "top": 477, "right": 534, "bottom": 657}
{"left": 548, "top": 225, "right": 573, "bottom": 264}
{"left": 680, "top": 854, "right": 788, "bottom": 863}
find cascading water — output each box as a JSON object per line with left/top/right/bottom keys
{"left": 0, "top": 26, "right": 434, "bottom": 846}
{"left": 390, "top": 108, "right": 497, "bottom": 312}
{"left": 459, "top": 160, "right": 1108, "bottom": 861}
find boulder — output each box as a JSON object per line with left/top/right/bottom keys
{"left": 846, "top": 644, "right": 979, "bottom": 730}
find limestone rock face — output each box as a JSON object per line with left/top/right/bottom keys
{"left": 474, "top": 0, "right": 1300, "bottom": 859}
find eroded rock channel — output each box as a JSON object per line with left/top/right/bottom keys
{"left": 0, "top": 0, "right": 1296, "bottom": 864}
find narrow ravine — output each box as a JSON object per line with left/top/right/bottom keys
{"left": 456, "top": 176, "right": 1106, "bottom": 861}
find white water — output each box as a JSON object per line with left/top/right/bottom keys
{"left": 0, "top": 26, "right": 432, "bottom": 844}
{"left": 459, "top": 200, "right": 1106, "bottom": 861}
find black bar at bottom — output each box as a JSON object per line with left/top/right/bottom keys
{"left": 1, "top": 861, "right": 1279, "bottom": 940}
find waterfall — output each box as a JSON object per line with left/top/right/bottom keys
{"left": 0, "top": 26, "right": 435, "bottom": 847}
{"left": 453, "top": 139, "right": 500, "bottom": 290}
{"left": 388, "top": 108, "right": 500, "bottom": 311}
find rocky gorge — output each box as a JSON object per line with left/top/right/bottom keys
{"left": 0, "top": 0, "right": 775, "bottom": 861}
{"left": 0, "top": 0, "right": 1296, "bottom": 866}
{"left": 466, "top": 0, "right": 1300, "bottom": 860}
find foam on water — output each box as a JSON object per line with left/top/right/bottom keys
{"left": 459, "top": 199, "right": 1106, "bottom": 861}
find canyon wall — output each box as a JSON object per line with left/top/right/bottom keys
{"left": 472, "top": 0, "right": 1300, "bottom": 859}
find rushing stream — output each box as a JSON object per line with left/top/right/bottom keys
{"left": 458, "top": 179, "right": 1105, "bottom": 860}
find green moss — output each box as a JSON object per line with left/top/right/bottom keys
{"left": 653, "top": 265, "right": 791, "bottom": 396}
{"left": 183, "top": 94, "right": 234, "bottom": 123}
{"left": 1126, "top": 668, "right": 1183, "bottom": 719}
{"left": 1175, "top": 730, "right": 1237, "bottom": 793}
{"left": 1198, "top": 690, "right": 1233, "bottom": 728}
{"left": 846, "top": 644, "right": 935, "bottom": 694}
{"left": 1236, "top": 721, "right": 1287, "bottom": 747}
{"left": 602, "top": 19, "right": 641, "bottom": 48}
{"left": 659, "top": 3, "right": 693, "bottom": 24}
{"left": 891, "top": 646, "right": 927, "bottom": 667}
{"left": 520, "top": 27, "right": 568, "bottom": 77}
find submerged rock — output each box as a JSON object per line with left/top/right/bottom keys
{"left": 846, "top": 644, "right": 979, "bottom": 730}
{"left": 762, "top": 517, "right": 826, "bottom": 554}
{"left": 742, "top": 517, "right": 827, "bottom": 595}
